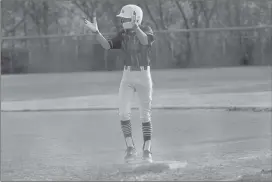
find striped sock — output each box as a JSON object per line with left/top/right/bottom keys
{"left": 142, "top": 122, "right": 152, "bottom": 142}
{"left": 121, "top": 120, "right": 132, "bottom": 138}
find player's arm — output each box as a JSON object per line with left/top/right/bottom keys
{"left": 94, "top": 31, "right": 123, "bottom": 50}
{"left": 95, "top": 32, "right": 111, "bottom": 50}
{"left": 83, "top": 17, "right": 122, "bottom": 50}
{"left": 134, "top": 25, "right": 155, "bottom": 46}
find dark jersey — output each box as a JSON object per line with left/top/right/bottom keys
{"left": 108, "top": 25, "right": 155, "bottom": 68}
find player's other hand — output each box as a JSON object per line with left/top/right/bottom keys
{"left": 83, "top": 13, "right": 99, "bottom": 33}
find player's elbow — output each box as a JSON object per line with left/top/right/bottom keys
{"left": 103, "top": 43, "right": 111, "bottom": 50}
{"left": 99, "top": 41, "right": 111, "bottom": 50}
{"left": 96, "top": 34, "right": 111, "bottom": 50}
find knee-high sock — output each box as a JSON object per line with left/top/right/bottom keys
{"left": 121, "top": 120, "right": 134, "bottom": 147}
{"left": 142, "top": 122, "right": 152, "bottom": 151}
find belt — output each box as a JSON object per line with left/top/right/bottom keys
{"left": 124, "top": 65, "right": 149, "bottom": 71}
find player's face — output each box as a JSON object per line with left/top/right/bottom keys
{"left": 120, "top": 17, "right": 132, "bottom": 24}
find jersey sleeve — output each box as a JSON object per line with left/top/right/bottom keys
{"left": 108, "top": 30, "right": 124, "bottom": 49}
{"left": 142, "top": 26, "right": 155, "bottom": 46}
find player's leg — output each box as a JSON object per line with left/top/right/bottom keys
{"left": 136, "top": 76, "right": 153, "bottom": 163}
{"left": 118, "top": 80, "right": 137, "bottom": 162}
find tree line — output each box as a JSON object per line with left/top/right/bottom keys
{"left": 1, "top": 0, "right": 272, "bottom": 73}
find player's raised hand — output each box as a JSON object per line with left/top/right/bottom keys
{"left": 83, "top": 12, "right": 99, "bottom": 33}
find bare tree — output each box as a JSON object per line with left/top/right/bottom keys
{"left": 175, "top": 0, "right": 193, "bottom": 67}
{"left": 199, "top": 0, "right": 218, "bottom": 28}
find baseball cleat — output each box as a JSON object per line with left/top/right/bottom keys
{"left": 142, "top": 150, "right": 153, "bottom": 163}
{"left": 124, "top": 146, "right": 137, "bottom": 163}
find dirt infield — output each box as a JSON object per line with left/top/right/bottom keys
{"left": 1, "top": 110, "right": 271, "bottom": 181}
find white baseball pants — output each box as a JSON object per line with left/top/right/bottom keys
{"left": 118, "top": 66, "right": 153, "bottom": 123}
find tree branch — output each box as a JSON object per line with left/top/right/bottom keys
{"left": 73, "top": 0, "right": 91, "bottom": 19}
{"left": 3, "top": 2, "right": 30, "bottom": 36}
{"left": 143, "top": 1, "right": 160, "bottom": 30}
{"left": 208, "top": 0, "right": 218, "bottom": 20}
{"left": 158, "top": 0, "right": 167, "bottom": 29}
{"left": 175, "top": 0, "right": 190, "bottom": 29}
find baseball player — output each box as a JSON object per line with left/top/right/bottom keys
{"left": 84, "top": 4, "right": 155, "bottom": 163}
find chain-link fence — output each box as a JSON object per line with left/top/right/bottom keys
{"left": 153, "top": 27, "right": 272, "bottom": 68}
{"left": 2, "top": 26, "right": 272, "bottom": 73}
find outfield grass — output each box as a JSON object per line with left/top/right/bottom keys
{"left": 1, "top": 66, "right": 271, "bottom": 101}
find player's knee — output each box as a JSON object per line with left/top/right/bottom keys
{"left": 119, "top": 112, "right": 131, "bottom": 121}
{"left": 140, "top": 109, "right": 152, "bottom": 123}
{"left": 141, "top": 116, "right": 151, "bottom": 123}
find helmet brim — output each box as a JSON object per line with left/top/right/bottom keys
{"left": 116, "top": 13, "right": 131, "bottom": 18}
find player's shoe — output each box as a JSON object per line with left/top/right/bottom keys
{"left": 124, "top": 146, "right": 137, "bottom": 163}
{"left": 142, "top": 150, "right": 153, "bottom": 163}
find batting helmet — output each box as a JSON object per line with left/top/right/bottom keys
{"left": 116, "top": 4, "right": 143, "bottom": 29}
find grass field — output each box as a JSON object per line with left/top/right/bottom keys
{"left": 1, "top": 66, "right": 272, "bottom": 181}
{"left": 2, "top": 66, "right": 271, "bottom": 101}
